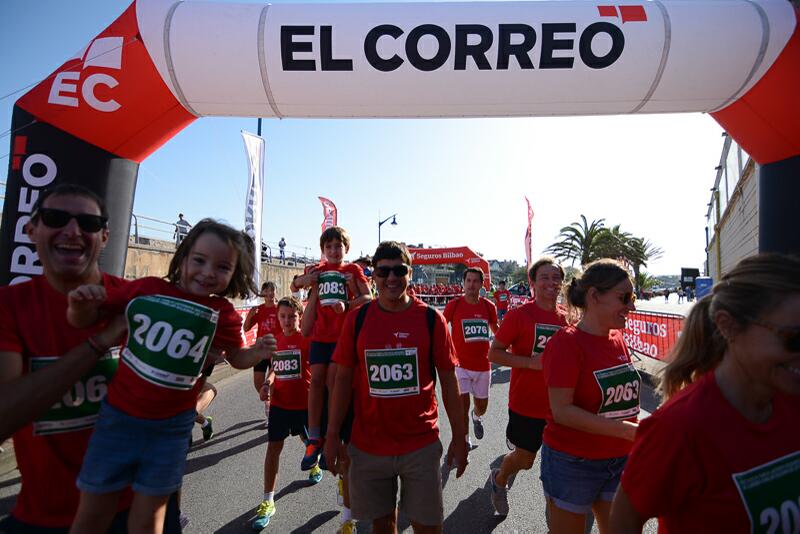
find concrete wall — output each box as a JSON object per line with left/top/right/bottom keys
{"left": 707, "top": 162, "right": 759, "bottom": 279}
{"left": 124, "top": 237, "right": 304, "bottom": 303}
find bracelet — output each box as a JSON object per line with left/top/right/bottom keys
{"left": 86, "top": 336, "right": 107, "bottom": 357}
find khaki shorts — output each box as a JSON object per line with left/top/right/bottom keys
{"left": 348, "top": 440, "right": 444, "bottom": 526}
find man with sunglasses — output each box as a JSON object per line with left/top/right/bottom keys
{"left": 0, "top": 184, "right": 135, "bottom": 533}
{"left": 324, "top": 241, "right": 468, "bottom": 533}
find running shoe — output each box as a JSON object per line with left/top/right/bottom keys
{"left": 489, "top": 469, "right": 509, "bottom": 516}
{"left": 301, "top": 438, "right": 323, "bottom": 471}
{"left": 506, "top": 437, "right": 515, "bottom": 451}
{"left": 336, "top": 519, "right": 357, "bottom": 534}
{"left": 202, "top": 416, "right": 214, "bottom": 441}
{"left": 471, "top": 410, "right": 484, "bottom": 440}
{"left": 308, "top": 465, "right": 323, "bottom": 484}
{"left": 251, "top": 500, "right": 275, "bottom": 530}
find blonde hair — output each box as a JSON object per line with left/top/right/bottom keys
{"left": 659, "top": 253, "right": 800, "bottom": 401}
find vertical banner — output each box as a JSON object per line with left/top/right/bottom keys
{"left": 242, "top": 131, "right": 265, "bottom": 307}
{"left": 319, "top": 196, "right": 338, "bottom": 232}
{"left": 524, "top": 197, "right": 534, "bottom": 267}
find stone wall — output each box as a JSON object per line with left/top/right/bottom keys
{"left": 124, "top": 237, "right": 304, "bottom": 304}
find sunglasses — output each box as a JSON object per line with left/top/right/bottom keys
{"left": 373, "top": 264, "right": 410, "bottom": 278}
{"left": 34, "top": 208, "right": 108, "bottom": 233}
{"left": 749, "top": 319, "right": 800, "bottom": 353}
{"left": 612, "top": 291, "right": 636, "bottom": 305}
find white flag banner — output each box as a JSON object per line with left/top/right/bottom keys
{"left": 242, "top": 130, "right": 265, "bottom": 307}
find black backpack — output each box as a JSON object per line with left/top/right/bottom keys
{"left": 353, "top": 302, "right": 439, "bottom": 386}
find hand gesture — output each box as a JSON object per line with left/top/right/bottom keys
{"left": 254, "top": 334, "right": 277, "bottom": 360}
{"left": 446, "top": 436, "right": 468, "bottom": 478}
{"left": 68, "top": 284, "right": 107, "bottom": 307}
{"left": 259, "top": 383, "right": 271, "bottom": 402}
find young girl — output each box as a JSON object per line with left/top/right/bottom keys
{"left": 244, "top": 281, "right": 281, "bottom": 427}
{"left": 252, "top": 296, "right": 319, "bottom": 530}
{"left": 66, "top": 219, "right": 275, "bottom": 534}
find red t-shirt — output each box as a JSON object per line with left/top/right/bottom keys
{"left": 443, "top": 296, "right": 497, "bottom": 371}
{"left": 622, "top": 371, "right": 800, "bottom": 533}
{"left": 312, "top": 262, "right": 369, "bottom": 343}
{"left": 332, "top": 300, "right": 458, "bottom": 456}
{"left": 251, "top": 303, "right": 280, "bottom": 338}
{"left": 542, "top": 326, "right": 639, "bottom": 459}
{"left": 494, "top": 290, "right": 511, "bottom": 311}
{"left": 494, "top": 301, "right": 567, "bottom": 419}
{"left": 272, "top": 331, "right": 311, "bottom": 410}
{"left": 105, "top": 277, "right": 245, "bottom": 419}
{"left": 0, "top": 274, "right": 132, "bottom": 527}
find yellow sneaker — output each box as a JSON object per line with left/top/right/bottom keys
{"left": 251, "top": 500, "right": 275, "bottom": 530}
{"left": 336, "top": 519, "right": 357, "bottom": 534}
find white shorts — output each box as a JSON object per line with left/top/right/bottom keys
{"left": 455, "top": 367, "right": 490, "bottom": 399}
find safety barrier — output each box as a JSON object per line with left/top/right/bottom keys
{"left": 622, "top": 310, "right": 684, "bottom": 361}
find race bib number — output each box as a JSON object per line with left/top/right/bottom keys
{"left": 593, "top": 363, "right": 641, "bottom": 419}
{"left": 498, "top": 293, "right": 508, "bottom": 302}
{"left": 462, "top": 318, "right": 490, "bottom": 343}
{"left": 532, "top": 323, "right": 561, "bottom": 355}
{"left": 365, "top": 348, "right": 419, "bottom": 398}
{"left": 31, "top": 349, "right": 120, "bottom": 435}
{"left": 123, "top": 295, "right": 219, "bottom": 390}
{"left": 273, "top": 349, "right": 302, "bottom": 380}
{"left": 733, "top": 451, "right": 800, "bottom": 534}
{"left": 318, "top": 271, "right": 347, "bottom": 306}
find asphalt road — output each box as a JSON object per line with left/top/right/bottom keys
{"left": 0, "top": 366, "right": 660, "bottom": 533}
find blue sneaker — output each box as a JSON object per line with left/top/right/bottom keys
{"left": 308, "top": 465, "right": 323, "bottom": 484}
{"left": 252, "top": 500, "right": 275, "bottom": 530}
{"left": 301, "top": 438, "right": 322, "bottom": 471}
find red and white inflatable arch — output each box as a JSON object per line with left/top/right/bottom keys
{"left": 408, "top": 247, "right": 491, "bottom": 289}
{"left": 3, "top": 0, "right": 798, "bottom": 284}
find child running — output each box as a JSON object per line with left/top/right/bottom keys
{"left": 245, "top": 281, "right": 282, "bottom": 427}
{"left": 252, "top": 296, "right": 320, "bottom": 530}
{"left": 66, "top": 219, "right": 276, "bottom": 534}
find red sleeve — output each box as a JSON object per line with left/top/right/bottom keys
{"left": 494, "top": 309, "right": 518, "bottom": 346}
{"left": 442, "top": 299, "right": 455, "bottom": 323}
{"left": 621, "top": 408, "right": 699, "bottom": 519}
{"left": 486, "top": 299, "right": 498, "bottom": 323}
{"left": 350, "top": 263, "right": 369, "bottom": 287}
{"left": 332, "top": 309, "right": 359, "bottom": 368}
{"left": 0, "top": 286, "right": 22, "bottom": 353}
{"left": 213, "top": 300, "right": 244, "bottom": 350}
{"left": 432, "top": 311, "right": 458, "bottom": 371}
{"left": 542, "top": 330, "right": 581, "bottom": 388}
{"left": 104, "top": 277, "right": 152, "bottom": 314}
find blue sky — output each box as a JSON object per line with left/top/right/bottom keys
{"left": 1, "top": 0, "right": 725, "bottom": 274}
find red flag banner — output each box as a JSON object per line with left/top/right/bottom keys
{"left": 319, "top": 196, "right": 338, "bottom": 232}
{"left": 524, "top": 197, "right": 534, "bottom": 267}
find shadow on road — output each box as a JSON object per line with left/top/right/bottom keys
{"left": 191, "top": 419, "right": 264, "bottom": 453}
{"left": 490, "top": 367, "right": 510, "bottom": 385}
{"left": 213, "top": 506, "right": 258, "bottom": 533}
{"left": 0, "top": 493, "right": 16, "bottom": 516}
{"left": 0, "top": 475, "right": 20, "bottom": 490}
{"left": 185, "top": 433, "right": 268, "bottom": 475}
{"left": 290, "top": 510, "right": 339, "bottom": 533}
{"left": 276, "top": 479, "right": 313, "bottom": 501}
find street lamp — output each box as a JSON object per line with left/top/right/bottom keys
{"left": 378, "top": 213, "right": 398, "bottom": 244}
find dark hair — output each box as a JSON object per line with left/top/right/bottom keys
{"left": 528, "top": 257, "right": 565, "bottom": 283}
{"left": 32, "top": 184, "right": 108, "bottom": 219}
{"left": 277, "top": 296, "right": 303, "bottom": 315}
{"left": 564, "top": 259, "right": 630, "bottom": 323}
{"left": 261, "top": 281, "right": 276, "bottom": 291}
{"left": 463, "top": 267, "right": 484, "bottom": 282}
{"left": 167, "top": 218, "right": 257, "bottom": 299}
{"left": 659, "top": 253, "right": 800, "bottom": 400}
{"left": 320, "top": 226, "right": 350, "bottom": 251}
{"left": 354, "top": 256, "right": 372, "bottom": 267}
{"left": 499, "top": 280, "right": 506, "bottom": 286}
{"left": 373, "top": 241, "right": 412, "bottom": 266}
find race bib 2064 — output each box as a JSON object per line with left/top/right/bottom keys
{"left": 123, "top": 295, "right": 219, "bottom": 390}
{"left": 364, "top": 347, "right": 420, "bottom": 398}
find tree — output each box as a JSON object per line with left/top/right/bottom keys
{"left": 627, "top": 237, "right": 664, "bottom": 293}
{"left": 544, "top": 215, "right": 606, "bottom": 267}
{"left": 595, "top": 224, "right": 633, "bottom": 260}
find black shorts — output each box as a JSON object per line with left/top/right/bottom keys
{"left": 267, "top": 406, "right": 308, "bottom": 442}
{"left": 506, "top": 408, "right": 546, "bottom": 454}
{"left": 253, "top": 358, "right": 270, "bottom": 373}
{"left": 309, "top": 341, "right": 336, "bottom": 366}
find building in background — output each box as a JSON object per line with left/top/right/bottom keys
{"left": 705, "top": 134, "right": 758, "bottom": 280}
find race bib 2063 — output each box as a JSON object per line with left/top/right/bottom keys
{"left": 364, "top": 347, "right": 420, "bottom": 398}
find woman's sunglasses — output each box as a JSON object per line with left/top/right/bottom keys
{"left": 373, "top": 264, "right": 410, "bottom": 278}
{"left": 749, "top": 319, "right": 800, "bottom": 353}
{"left": 34, "top": 208, "right": 108, "bottom": 233}
{"left": 612, "top": 291, "right": 636, "bottom": 305}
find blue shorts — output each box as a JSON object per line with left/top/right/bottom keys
{"left": 540, "top": 444, "right": 627, "bottom": 514}
{"left": 77, "top": 401, "right": 196, "bottom": 496}
{"left": 309, "top": 341, "right": 337, "bottom": 366}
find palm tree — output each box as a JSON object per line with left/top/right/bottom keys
{"left": 627, "top": 237, "right": 664, "bottom": 293}
{"left": 545, "top": 215, "right": 606, "bottom": 267}
{"left": 595, "top": 224, "right": 634, "bottom": 260}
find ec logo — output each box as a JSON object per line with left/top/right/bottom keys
{"left": 47, "top": 36, "right": 123, "bottom": 113}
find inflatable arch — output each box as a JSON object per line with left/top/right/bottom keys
{"left": 408, "top": 247, "right": 492, "bottom": 289}
{"left": 2, "top": 0, "right": 798, "bottom": 284}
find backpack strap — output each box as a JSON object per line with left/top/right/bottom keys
{"left": 353, "top": 301, "right": 371, "bottom": 344}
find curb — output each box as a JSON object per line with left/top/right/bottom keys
{"left": 0, "top": 364, "right": 245, "bottom": 478}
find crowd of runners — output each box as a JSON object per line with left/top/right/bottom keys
{"left": 0, "top": 183, "right": 798, "bottom": 534}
